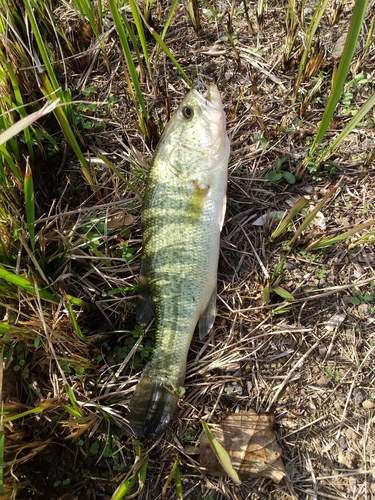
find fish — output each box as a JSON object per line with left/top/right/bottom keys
{"left": 127, "top": 84, "right": 230, "bottom": 438}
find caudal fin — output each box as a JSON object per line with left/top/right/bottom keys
{"left": 127, "top": 367, "right": 180, "bottom": 438}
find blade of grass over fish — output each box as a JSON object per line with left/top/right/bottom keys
{"left": 128, "top": 0, "right": 151, "bottom": 78}
{"left": 24, "top": 159, "right": 35, "bottom": 252}
{"left": 108, "top": 0, "right": 147, "bottom": 127}
{"left": 309, "top": 0, "right": 370, "bottom": 156}
{"left": 292, "top": 0, "right": 330, "bottom": 102}
{"left": 0, "top": 100, "right": 60, "bottom": 148}
{"left": 270, "top": 197, "right": 310, "bottom": 240}
{"left": 0, "top": 267, "right": 59, "bottom": 304}
{"left": 306, "top": 218, "right": 375, "bottom": 251}
{"left": 201, "top": 422, "right": 241, "bottom": 484}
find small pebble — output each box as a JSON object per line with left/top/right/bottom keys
{"left": 316, "top": 376, "right": 330, "bottom": 387}
{"left": 362, "top": 400, "right": 375, "bottom": 410}
{"left": 353, "top": 387, "right": 367, "bottom": 407}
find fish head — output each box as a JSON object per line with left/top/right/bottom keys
{"left": 156, "top": 84, "right": 230, "bottom": 179}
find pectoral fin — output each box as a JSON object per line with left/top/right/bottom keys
{"left": 136, "top": 260, "right": 155, "bottom": 325}
{"left": 198, "top": 286, "right": 217, "bottom": 340}
{"left": 219, "top": 193, "right": 227, "bottom": 231}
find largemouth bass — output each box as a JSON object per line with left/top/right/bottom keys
{"left": 127, "top": 84, "right": 230, "bottom": 437}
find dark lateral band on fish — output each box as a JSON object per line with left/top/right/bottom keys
{"left": 126, "top": 84, "right": 230, "bottom": 438}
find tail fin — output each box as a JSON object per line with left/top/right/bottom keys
{"left": 127, "top": 366, "right": 180, "bottom": 438}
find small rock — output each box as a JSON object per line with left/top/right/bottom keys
{"left": 316, "top": 376, "right": 330, "bottom": 387}
{"left": 325, "top": 313, "right": 346, "bottom": 332}
{"left": 338, "top": 436, "right": 348, "bottom": 450}
{"left": 224, "top": 381, "right": 243, "bottom": 396}
{"left": 362, "top": 400, "right": 375, "bottom": 410}
{"left": 358, "top": 303, "right": 370, "bottom": 317}
{"left": 353, "top": 388, "right": 367, "bottom": 408}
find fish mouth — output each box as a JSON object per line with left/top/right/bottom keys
{"left": 205, "top": 84, "right": 221, "bottom": 108}
{"left": 190, "top": 84, "right": 223, "bottom": 114}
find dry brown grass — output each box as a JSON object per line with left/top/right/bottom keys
{"left": 1, "top": 1, "right": 375, "bottom": 499}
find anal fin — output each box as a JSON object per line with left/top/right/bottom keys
{"left": 198, "top": 286, "right": 217, "bottom": 340}
{"left": 136, "top": 259, "right": 155, "bottom": 325}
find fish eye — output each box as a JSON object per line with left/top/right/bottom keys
{"left": 181, "top": 106, "right": 194, "bottom": 119}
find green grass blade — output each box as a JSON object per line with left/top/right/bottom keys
{"left": 201, "top": 421, "right": 241, "bottom": 484}
{"left": 65, "top": 384, "right": 83, "bottom": 415}
{"left": 287, "top": 187, "right": 337, "bottom": 248}
{"left": 24, "top": 160, "right": 35, "bottom": 252}
{"left": 271, "top": 197, "right": 310, "bottom": 240}
{"left": 0, "top": 52, "right": 34, "bottom": 160}
{"left": 318, "top": 91, "right": 375, "bottom": 163}
{"left": 3, "top": 403, "right": 52, "bottom": 423}
{"left": 110, "top": 454, "right": 148, "bottom": 500}
{"left": 65, "top": 301, "right": 87, "bottom": 341}
{"left": 94, "top": 152, "right": 142, "bottom": 201}
{"left": 293, "top": 0, "right": 330, "bottom": 101}
{"left": 309, "top": 0, "right": 370, "bottom": 155}
{"left": 306, "top": 218, "right": 375, "bottom": 251}
{"left": 163, "top": 0, "right": 181, "bottom": 40}
{"left": 0, "top": 422, "right": 3, "bottom": 493}
{"left": 128, "top": 0, "right": 151, "bottom": 77}
{"left": 23, "top": 0, "right": 62, "bottom": 101}
{"left": 145, "top": 26, "right": 193, "bottom": 88}
{"left": 135, "top": 6, "right": 193, "bottom": 88}
{"left": 273, "top": 286, "right": 294, "bottom": 301}
{"left": 0, "top": 101, "right": 59, "bottom": 148}
{"left": 65, "top": 294, "right": 86, "bottom": 307}
{"left": 174, "top": 463, "right": 183, "bottom": 499}
{"left": 155, "top": 0, "right": 179, "bottom": 60}
{"left": 39, "top": 72, "right": 94, "bottom": 186}
{"left": 0, "top": 266, "right": 59, "bottom": 304}
{"left": 0, "top": 144, "right": 21, "bottom": 182}
{"left": 108, "top": 0, "right": 147, "bottom": 123}
{"left": 74, "top": 0, "right": 100, "bottom": 38}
